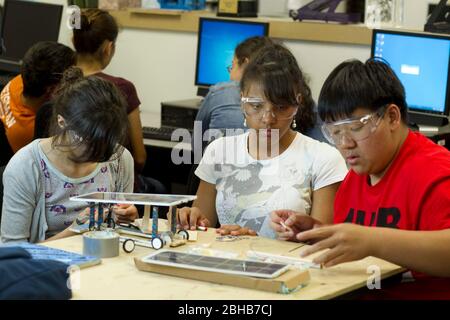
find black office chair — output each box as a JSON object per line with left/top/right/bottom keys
{"left": 186, "top": 163, "right": 200, "bottom": 196}
{"left": 34, "top": 101, "right": 53, "bottom": 139}
{"left": 185, "top": 163, "right": 222, "bottom": 228}
{"left": 0, "top": 165, "right": 6, "bottom": 227}
{"left": 0, "top": 121, "right": 13, "bottom": 167}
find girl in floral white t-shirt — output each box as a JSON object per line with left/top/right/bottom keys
{"left": 178, "top": 43, "right": 347, "bottom": 239}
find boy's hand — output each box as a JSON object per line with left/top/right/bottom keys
{"left": 270, "top": 210, "right": 322, "bottom": 241}
{"left": 297, "top": 223, "right": 376, "bottom": 268}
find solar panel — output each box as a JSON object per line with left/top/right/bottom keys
{"left": 70, "top": 192, "right": 196, "bottom": 206}
{"left": 141, "top": 250, "right": 290, "bottom": 279}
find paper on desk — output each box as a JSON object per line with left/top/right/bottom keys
{"left": 69, "top": 222, "right": 90, "bottom": 234}
{"left": 246, "top": 250, "right": 323, "bottom": 269}
{"left": 186, "top": 246, "right": 239, "bottom": 259}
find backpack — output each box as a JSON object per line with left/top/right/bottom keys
{"left": 0, "top": 247, "right": 72, "bottom": 299}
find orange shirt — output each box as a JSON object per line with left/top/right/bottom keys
{"left": 0, "top": 75, "right": 37, "bottom": 153}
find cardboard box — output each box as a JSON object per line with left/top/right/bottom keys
{"left": 98, "top": 0, "right": 141, "bottom": 10}
{"left": 134, "top": 256, "right": 310, "bottom": 294}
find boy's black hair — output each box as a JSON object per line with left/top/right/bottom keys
{"left": 50, "top": 67, "right": 128, "bottom": 163}
{"left": 21, "top": 41, "right": 76, "bottom": 98}
{"left": 318, "top": 58, "right": 408, "bottom": 123}
{"left": 240, "top": 43, "right": 316, "bottom": 133}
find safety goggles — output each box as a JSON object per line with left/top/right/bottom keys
{"left": 241, "top": 97, "right": 298, "bottom": 120}
{"left": 321, "top": 106, "right": 387, "bottom": 146}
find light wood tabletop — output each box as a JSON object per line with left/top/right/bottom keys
{"left": 45, "top": 224, "right": 404, "bottom": 300}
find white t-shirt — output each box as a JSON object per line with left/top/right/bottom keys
{"left": 195, "top": 132, "right": 347, "bottom": 238}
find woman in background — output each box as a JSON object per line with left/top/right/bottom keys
{"left": 72, "top": 8, "right": 165, "bottom": 194}
{"left": 194, "top": 36, "right": 274, "bottom": 153}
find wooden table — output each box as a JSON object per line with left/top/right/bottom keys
{"left": 46, "top": 226, "right": 404, "bottom": 300}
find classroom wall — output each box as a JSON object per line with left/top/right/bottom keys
{"left": 14, "top": 0, "right": 441, "bottom": 113}
{"left": 108, "top": 30, "right": 370, "bottom": 112}
{"left": 104, "top": 0, "right": 440, "bottom": 113}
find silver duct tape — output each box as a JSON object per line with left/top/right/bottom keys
{"left": 83, "top": 230, "right": 120, "bottom": 258}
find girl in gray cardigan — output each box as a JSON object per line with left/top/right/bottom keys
{"left": 1, "top": 67, "right": 137, "bottom": 243}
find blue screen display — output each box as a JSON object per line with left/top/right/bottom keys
{"left": 196, "top": 19, "right": 268, "bottom": 87}
{"left": 372, "top": 31, "right": 450, "bottom": 114}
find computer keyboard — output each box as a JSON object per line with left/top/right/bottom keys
{"left": 0, "top": 72, "right": 15, "bottom": 88}
{"left": 142, "top": 126, "right": 174, "bottom": 141}
{"left": 143, "top": 126, "right": 192, "bottom": 141}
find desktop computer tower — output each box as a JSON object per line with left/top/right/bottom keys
{"left": 160, "top": 98, "right": 202, "bottom": 130}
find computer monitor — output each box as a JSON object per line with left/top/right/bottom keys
{"left": 195, "top": 18, "right": 269, "bottom": 96}
{"left": 371, "top": 29, "right": 450, "bottom": 127}
{"left": 0, "top": 0, "right": 63, "bottom": 73}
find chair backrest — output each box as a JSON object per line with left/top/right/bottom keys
{"left": 34, "top": 101, "right": 53, "bottom": 139}
{"left": 0, "top": 165, "right": 6, "bottom": 227}
{"left": 0, "top": 121, "right": 13, "bottom": 167}
{"left": 185, "top": 163, "right": 199, "bottom": 196}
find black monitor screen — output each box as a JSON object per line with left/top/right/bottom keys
{"left": 0, "top": 0, "right": 63, "bottom": 72}
{"left": 195, "top": 18, "right": 269, "bottom": 89}
{"left": 371, "top": 29, "right": 450, "bottom": 119}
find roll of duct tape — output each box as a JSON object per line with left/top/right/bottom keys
{"left": 83, "top": 230, "right": 120, "bottom": 258}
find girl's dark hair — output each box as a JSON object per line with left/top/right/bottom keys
{"left": 240, "top": 43, "right": 316, "bottom": 133}
{"left": 318, "top": 59, "right": 408, "bottom": 123}
{"left": 50, "top": 67, "right": 128, "bottom": 163}
{"left": 234, "top": 36, "right": 275, "bottom": 66}
{"left": 21, "top": 41, "right": 76, "bottom": 98}
{"left": 73, "top": 9, "right": 118, "bottom": 55}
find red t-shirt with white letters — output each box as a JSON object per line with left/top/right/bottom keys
{"left": 334, "top": 130, "right": 450, "bottom": 299}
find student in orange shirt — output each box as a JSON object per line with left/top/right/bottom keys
{"left": 0, "top": 41, "right": 75, "bottom": 153}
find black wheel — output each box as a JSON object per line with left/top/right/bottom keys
{"left": 151, "top": 237, "right": 163, "bottom": 250}
{"left": 106, "top": 217, "right": 116, "bottom": 229}
{"left": 177, "top": 230, "right": 189, "bottom": 241}
{"left": 122, "top": 239, "right": 135, "bottom": 253}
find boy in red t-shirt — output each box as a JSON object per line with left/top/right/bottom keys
{"left": 270, "top": 59, "right": 450, "bottom": 299}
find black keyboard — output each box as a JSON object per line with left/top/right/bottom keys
{"left": 142, "top": 126, "right": 192, "bottom": 141}
{"left": 0, "top": 73, "right": 15, "bottom": 88}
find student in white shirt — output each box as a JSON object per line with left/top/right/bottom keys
{"left": 177, "top": 43, "right": 347, "bottom": 238}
